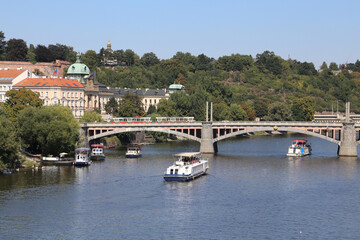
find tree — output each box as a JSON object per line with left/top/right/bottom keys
{"left": 146, "top": 105, "right": 156, "bottom": 115}
{"left": 0, "top": 31, "right": 6, "bottom": 60}
{"left": 320, "top": 61, "right": 328, "bottom": 70}
{"left": 123, "top": 49, "right": 138, "bottom": 66}
{"left": 0, "top": 115, "right": 20, "bottom": 170}
{"left": 329, "top": 62, "right": 339, "bottom": 70}
{"left": 254, "top": 97, "right": 269, "bottom": 119}
{"left": 82, "top": 50, "right": 99, "bottom": 71}
{"left": 256, "top": 51, "right": 283, "bottom": 75}
{"left": 117, "top": 93, "right": 143, "bottom": 117}
{"left": 264, "top": 102, "right": 292, "bottom": 121}
{"left": 216, "top": 54, "right": 253, "bottom": 72}
{"left": 6, "top": 38, "right": 28, "bottom": 61}
{"left": 196, "top": 54, "right": 213, "bottom": 71}
{"left": 156, "top": 99, "right": 178, "bottom": 116}
{"left": 35, "top": 45, "right": 53, "bottom": 62}
{"left": 26, "top": 44, "right": 36, "bottom": 63}
{"left": 229, "top": 104, "right": 247, "bottom": 121}
{"left": 140, "top": 52, "right": 160, "bottom": 66}
{"left": 291, "top": 97, "right": 315, "bottom": 121}
{"left": 3, "top": 88, "right": 43, "bottom": 122}
{"left": 213, "top": 102, "right": 231, "bottom": 121}
{"left": 80, "top": 111, "right": 103, "bottom": 122}
{"left": 104, "top": 97, "right": 119, "bottom": 115}
{"left": 17, "top": 106, "right": 80, "bottom": 156}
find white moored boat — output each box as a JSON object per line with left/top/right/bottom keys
{"left": 164, "top": 152, "right": 209, "bottom": 181}
{"left": 74, "top": 148, "right": 91, "bottom": 166}
{"left": 286, "top": 140, "right": 312, "bottom": 157}
{"left": 90, "top": 144, "right": 105, "bottom": 161}
{"left": 125, "top": 145, "right": 142, "bottom": 158}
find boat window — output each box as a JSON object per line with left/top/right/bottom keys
{"left": 170, "top": 169, "right": 173, "bottom": 174}
{"left": 175, "top": 169, "right": 178, "bottom": 174}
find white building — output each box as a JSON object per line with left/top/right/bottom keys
{"left": 0, "top": 68, "right": 37, "bottom": 102}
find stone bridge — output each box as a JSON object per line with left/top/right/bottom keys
{"left": 80, "top": 121, "right": 360, "bottom": 156}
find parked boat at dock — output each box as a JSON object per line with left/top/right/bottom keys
{"left": 74, "top": 148, "right": 91, "bottom": 166}
{"left": 286, "top": 140, "right": 312, "bottom": 157}
{"left": 90, "top": 144, "right": 105, "bottom": 161}
{"left": 125, "top": 145, "right": 142, "bottom": 158}
{"left": 164, "top": 152, "right": 209, "bottom": 181}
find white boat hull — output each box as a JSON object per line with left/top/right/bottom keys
{"left": 286, "top": 147, "right": 311, "bottom": 157}
{"left": 164, "top": 160, "right": 209, "bottom": 181}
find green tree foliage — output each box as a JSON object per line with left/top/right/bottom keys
{"left": 264, "top": 102, "right": 292, "bottom": 121}
{"left": 254, "top": 97, "right": 269, "bottom": 119}
{"left": 80, "top": 111, "right": 103, "bottom": 122}
{"left": 213, "top": 102, "right": 231, "bottom": 121}
{"left": 196, "top": 54, "right": 213, "bottom": 71}
{"left": 329, "top": 62, "right": 339, "bottom": 70}
{"left": 0, "top": 115, "right": 20, "bottom": 170}
{"left": 229, "top": 104, "right": 247, "bottom": 120}
{"left": 320, "top": 62, "right": 328, "bottom": 70}
{"left": 146, "top": 105, "right": 156, "bottom": 115}
{"left": 17, "top": 106, "right": 80, "bottom": 156}
{"left": 256, "top": 51, "right": 283, "bottom": 75}
{"left": 35, "top": 44, "right": 53, "bottom": 62}
{"left": 140, "top": 52, "right": 160, "bottom": 67}
{"left": 0, "top": 31, "right": 6, "bottom": 60}
{"left": 3, "top": 88, "right": 43, "bottom": 122}
{"left": 117, "top": 93, "right": 143, "bottom": 117}
{"left": 82, "top": 50, "right": 99, "bottom": 71}
{"left": 216, "top": 54, "right": 253, "bottom": 71}
{"left": 291, "top": 97, "right": 315, "bottom": 121}
{"left": 6, "top": 38, "right": 28, "bottom": 61}
{"left": 156, "top": 99, "right": 178, "bottom": 116}
{"left": 123, "top": 49, "right": 138, "bottom": 66}
{"left": 26, "top": 44, "right": 36, "bottom": 63}
{"left": 104, "top": 97, "right": 119, "bottom": 115}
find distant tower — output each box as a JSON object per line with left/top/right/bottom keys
{"left": 107, "top": 40, "right": 113, "bottom": 52}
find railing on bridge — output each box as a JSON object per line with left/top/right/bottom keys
{"left": 109, "top": 116, "right": 196, "bottom": 123}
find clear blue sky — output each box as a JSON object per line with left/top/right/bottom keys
{"left": 1, "top": 0, "right": 359, "bottom": 68}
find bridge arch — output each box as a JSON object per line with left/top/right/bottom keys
{"left": 87, "top": 127, "right": 201, "bottom": 142}
{"left": 213, "top": 127, "right": 340, "bottom": 145}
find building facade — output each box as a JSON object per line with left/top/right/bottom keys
{"left": 0, "top": 68, "right": 37, "bottom": 102}
{"left": 13, "top": 77, "right": 85, "bottom": 118}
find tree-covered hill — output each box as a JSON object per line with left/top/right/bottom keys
{"left": 2, "top": 30, "right": 360, "bottom": 120}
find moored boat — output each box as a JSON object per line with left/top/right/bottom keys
{"left": 125, "top": 144, "right": 142, "bottom": 158}
{"left": 90, "top": 144, "right": 106, "bottom": 161}
{"left": 164, "top": 152, "right": 209, "bottom": 181}
{"left": 74, "top": 148, "right": 91, "bottom": 166}
{"left": 286, "top": 140, "right": 312, "bottom": 157}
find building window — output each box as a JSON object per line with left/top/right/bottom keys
{"left": 67, "top": 92, "right": 70, "bottom": 98}
{"left": 40, "top": 92, "right": 43, "bottom": 97}
{"left": 75, "top": 93, "right": 77, "bottom": 98}
{"left": 54, "top": 92, "right": 57, "bottom": 98}
{"left": 62, "top": 92, "right": 65, "bottom": 97}
{"left": 46, "top": 92, "right": 48, "bottom": 97}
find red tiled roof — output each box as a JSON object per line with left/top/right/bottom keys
{"left": 0, "top": 69, "right": 25, "bottom": 78}
{"left": 14, "top": 78, "right": 84, "bottom": 88}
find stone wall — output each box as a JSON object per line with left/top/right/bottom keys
{"left": 0, "top": 60, "right": 70, "bottom": 77}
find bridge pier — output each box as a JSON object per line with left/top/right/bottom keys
{"left": 200, "top": 122, "right": 216, "bottom": 154}
{"left": 338, "top": 122, "right": 358, "bottom": 157}
{"left": 79, "top": 123, "right": 90, "bottom": 148}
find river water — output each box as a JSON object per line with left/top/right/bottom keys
{"left": 1, "top": 134, "right": 360, "bottom": 239}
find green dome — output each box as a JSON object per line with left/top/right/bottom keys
{"left": 169, "top": 83, "right": 184, "bottom": 90}
{"left": 67, "top": 53, "right": 90, "bottom": 75}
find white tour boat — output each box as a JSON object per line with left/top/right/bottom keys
{"left": 90, "top": 144, "right": 105, "bottom": 161}
{"left": 286, "top": 140, "right": 312, "bottom": 157}
{"left": 74, "top": 148, "right": 91, "bottom": 166}
{"left": 164, "top": 152, "right": 209, "bottom": 181}
{"left": 125, "top": 145, "right": 142, "bottom": 158}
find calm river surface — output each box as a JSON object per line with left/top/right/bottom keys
{"left": 1, "top": 134, "right": 360, "bottom": 239}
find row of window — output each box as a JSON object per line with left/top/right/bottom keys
{"left": 0, "top": 85, "right": 11, "bottom": 91}
{"left": 40, "top": 91, "right": 82, "bottom": 98}
{"left": 144, "top": 99, "right": 158, "bottom": 105}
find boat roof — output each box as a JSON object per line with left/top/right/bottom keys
{"left": 291, "top": 140, "right": 307, "bottom": 143}
{"left": 174, "top": 152, "right": 201, "bottom": 157}
{"left": 91, "top": 144, "right": 104, "bottom": 148}
{"left": 75, "top": 148, "right": 90, "bottom": 151}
